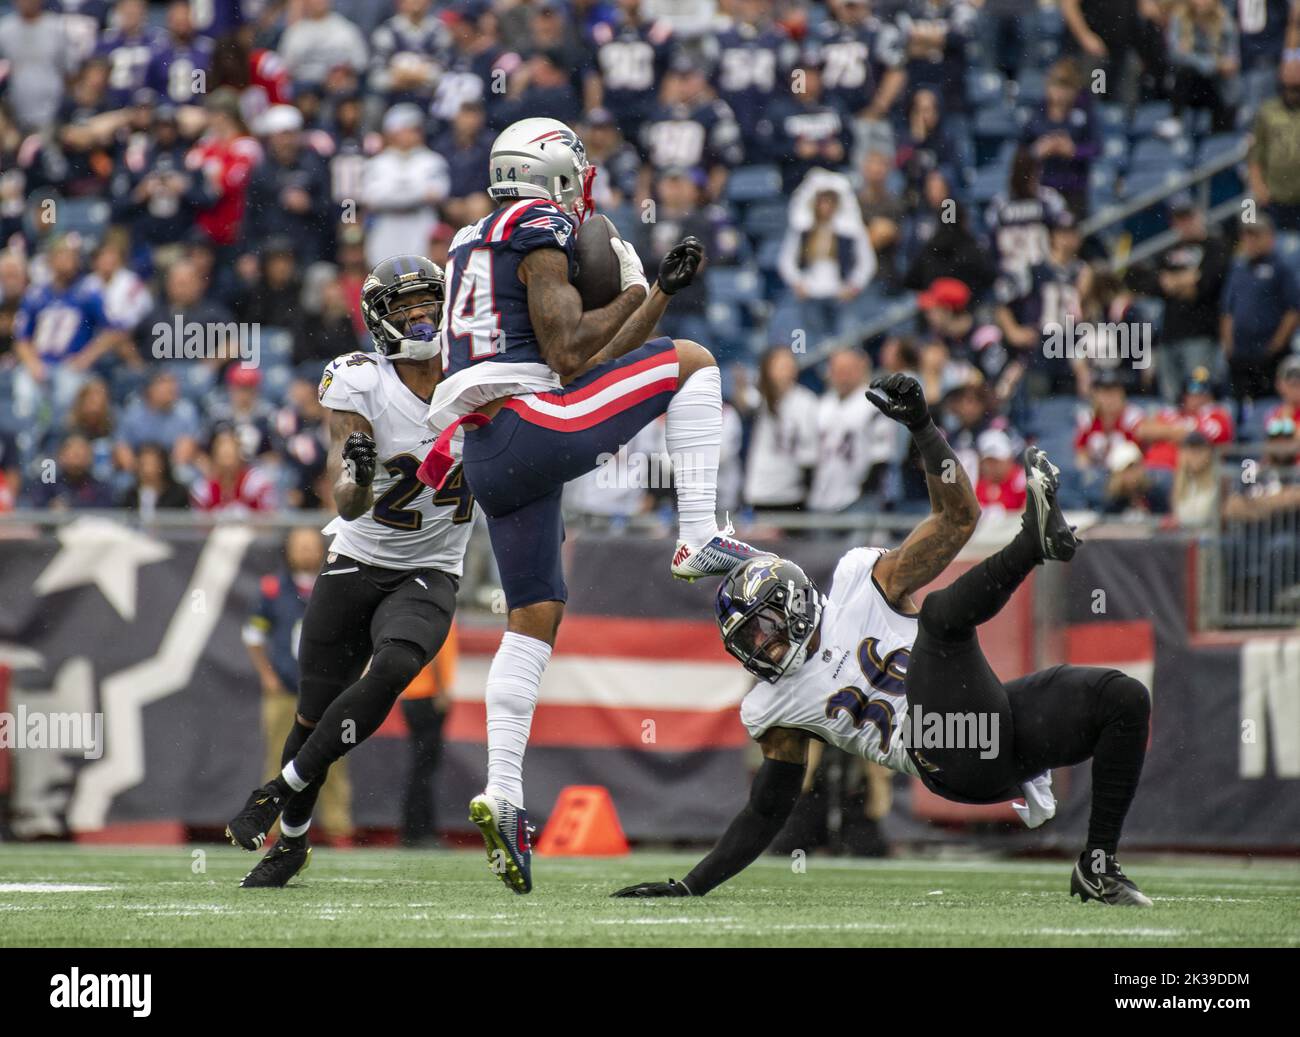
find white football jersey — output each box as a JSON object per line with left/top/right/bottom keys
{"left": 318, "top": 352, "right": 474, "bottom": 573}
{"left": 808, "top": 389, "right": 899, "bottom": 512}
{"left": 740, "top": 547, "right": 920, "bottom": 777}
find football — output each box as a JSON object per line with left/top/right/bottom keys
{"left": 572, "top": 213, "right": 624, "bottom": 310}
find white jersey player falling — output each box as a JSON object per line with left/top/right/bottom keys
{"left": 741, "top": 547, "right": 921, "bottom": 777}
{"left": 318, "top": 351, "right": 473, "bottom": 573}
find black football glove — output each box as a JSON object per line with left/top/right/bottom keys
{"left": 865, "top": 372, "right": 931, "bottom": 430}
{"left": 341, "top": 431, "right": 377, "bottom": 488}
{"left": 611, "top": 878, "right": 692, "bottom": 898}
{"left": 656, "top": 236, "right": 704, "bottom": 295}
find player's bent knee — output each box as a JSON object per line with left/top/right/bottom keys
{"left": 370, "top": 638, "right": 427, "bottom": 694}
{"left": 673, "top": 339, "right": 716, "bottom": 383}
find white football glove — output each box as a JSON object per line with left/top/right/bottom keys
{"left": 609, "top": 237, "right": 649, "bottom": 293}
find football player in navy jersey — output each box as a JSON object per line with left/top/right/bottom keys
{"left": 586, "top": 0, "right": 675, "bottom": 148}
{"left": 810, "top": 0, "right": 907, "bottom": 122}
{"left": 418, "top": 117, "right": 761, "bottom": 894}
{"left": 707, "top": 0, "right": 800, "bottom": 157}
{"left": 767, "top": 51, "right": 854, "bottom": 189}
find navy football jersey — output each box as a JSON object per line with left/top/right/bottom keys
{"left": 442, "top": 199, "right": 578, "bottom": 375}
{"left": 639, "top": 99, "right": 744, "bottom": 172}
{"left": 591, "top": 19, "right": 674, "bottom": 126}
{"left": 708, "top": 23, "right": 799, "bottom": 143}
{"left": 809, "top": 16, "right": 905, "bottom": 116}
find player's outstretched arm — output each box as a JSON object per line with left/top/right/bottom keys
{"left": 867, "top": 374, "right": 980, "bottom": 610}
{"left": 519, "top": 247, "right": 646, "bottom": 380}
{"left": 328, "top": 409, "right": 377, "bottom": 521}
{"left": 611, "top": 727, "right": 807, "bottom": 898}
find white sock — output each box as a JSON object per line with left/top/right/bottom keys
{"left": 280, "top": 817, "right": 310, "bottom": 838}
{"left": 280, "top": 761, "right": 308, "bottom": 792}
{"left": 666, "top": 364, "right": 722, "bottom": 546}
{"left": 485, "top": 631, "right": 552, "bottom": 809}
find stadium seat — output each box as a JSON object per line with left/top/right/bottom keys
{"left": 1130, "top": 101, "right": 1174, "bottom": 138}
{"left": 724, "top": 165, "right": 783, "bottom": 204}
{"left": 262, "top": 363, "right": 293, "bottom": 404}
{"left": 742, "top": 200, "right": 788, "bottom": 239}
{"left": 705, "top": 266, "right": 763, "bottom": 305}
{"left": 970, "top": 163, "right": 1009, "bottom": 205}
{"left": 1128, "top": 136, "right": 1191, "bottom": 173}
{"left": 755, "top": 236, "right": 782, "bottom": 271}
{"left": 965, "top": 70, "right": 1006, "bottom": 108}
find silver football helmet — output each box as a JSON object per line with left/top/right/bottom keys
{"left": 487, "top": 117, "right": 595, "bottom": 221}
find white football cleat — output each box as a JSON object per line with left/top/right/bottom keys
{"left": 671, "top": 523, "right": 763, "bottom": 581}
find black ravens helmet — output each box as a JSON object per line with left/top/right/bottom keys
{"left": 715, "top": 556, "right": 823, "bottom": 683}
{"left": 360, "top": 255, "right": 446, "bottom": 361}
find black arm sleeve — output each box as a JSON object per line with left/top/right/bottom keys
{"left": 911, "top": 419, "right": 960, "bottom": 478}
{"left": 681, "top": 757, "right": 804, "bottom": 896}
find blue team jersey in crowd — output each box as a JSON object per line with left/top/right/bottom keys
{"left": 442, "top": 199, "right": 578, "bottom": 376}
{"left": 96, "top": 25, "right": 164, "bottom": 107}
{"left": 146, "top": 34, "right": 216, "bottom": 105}
{"left": 14, "top": 280, "right": 117, "bottom": 362}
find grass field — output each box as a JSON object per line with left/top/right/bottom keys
{"left": 0, "top": 845, "right": 1297, "bottom": 947}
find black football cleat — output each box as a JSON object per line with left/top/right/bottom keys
{"left": 1023, "top": 446, "right": 1080, "bottom": 562}
{"left": 240, "top": 839, "right": 311, "bottom": 888}
{"left": 1071, "top": 854, "right": 1153, "bottom": 907}
{"left": 225, "top": 783, "right": 289, "bottom": 851}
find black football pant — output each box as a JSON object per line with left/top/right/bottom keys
{"left": 905, "top": 530, "right": 1150, "bottom": 855}
{"left": 278, "top": 555, "right": 457, "bottom": 831}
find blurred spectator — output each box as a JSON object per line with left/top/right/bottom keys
{"left": 1074, "top": 265, "right": 1148, "bottom": 395}
{"left": 59, "top": 377, "right": 125, "bottom": 489}
{"left": 95, "top": 0, "right": 162, "bottom": 109}
{"left": 110, "top": 104, "right": 207, "bottom": 263}
{"left": 895, "top": 0, "right": 977, "bottom": 116}
{"left": 145, "top": 0, "right": 215, "bottom": 106}
{"left": 1127, "top": 195, "right": 1230, "bottom": 402}
{"left": 0, "top": 251, "right": 31, "bottom": 360}
{"left": 639, "top": 59, "right": 743, "bottom": 200}
{"left": 293, "top": 273, "right": 362, "bottom": 369}
{"left": 121, "top": 441, "right": 192, "bottom": 514}
{"left": 708, "top": 0, "right": 800, "bottom": 158}
{"left": 432, "top": 100, "right": 496, "bottom": 227}
{"left": 84, "top": 239, "right": 152, "bottom": 333}
{"left": 243, "top": 526, "right": 352, "bottom": 843}
{"left": 0, "top": 0, "right": 73, "bottom": 132}
{"left": 24, "top": 433, "right": 114, "bottom": 509}
{"left": 974, "top": 428, "right": 1028, "bottom": 512}
{"left": 565, "top": 418, "right": 668, "bottom": 521}
{"left": 1060, "top": 0, "right": 1168, "bottom": 107}
{"left": 986, "top": 148, "right": 1069, "bottom": 283}
{"left": 1102, "top": 438, "right": 1172, "bottom": 515}
{"left": 808, "top": 347, "right": 895, "bottom": 513}
{"left": 118, "top": 369, "right": 202, "bottom": 468}
{"left": 1248, "top": 58, "right": 1300, "bottom": 231}
{"left": 581, "top": 108, "right": 643, "bottom": 211}
{"left": 1076, "top": 368, "right": 1144, "bottom": 473}
{"left": 138, "top": 258, "right": 236, "bottom": 367}
{"left": 768, "top": 50, "right": 852, "bottom": 191}
{"left": 779, "top": 174, "right": 876, "bottom": 347}
{"left": 275, "top": 378, "right": 332, "bottom": 508}
{"left": 1263, "top": 354, "right": 1300, "bottom": 448}
{"left": 234, "top": 243, "right": 302, "bottom": 329}
{"left": 53, "top": 58, "right": 116, "bottom": 198}
{"left": 586, "top": 0, "right": 674, "bottom": 146}
{"left": 904, "top": 181, "right": 996, "bottom": 300}
{"left": 208, "top": 365, "right": 276, "bottom": 461}
{"left": 12, "top": 237, "right": 131, "bottom": 422}
{"left": 1166, "top": 0, "right": 1240, "bottom": 135}
{"left": 1242, "top": 0, "right": 1294, "bottom": 70}
{"left": 637, "top": 167, "right": 741, "bottom": 343}
{"left": 895, "top": 88, "right": 957, "bottom": 211}
{"left": 494, "top": 50, "right": 584, "bottom": 128}
{"left": 188, "top": 89, "right": 263, "bottom": 249}
{"left": 809, "top": 0, "right": 906, "bottom": 125}
{"left": 245, "top": 106, "right": 334, "bottom": 265}
{"left": 741, "top": 347, "right": 820, "bottom": 510}
{"left": 1171, "top": 429, "right": 1217, "bottom": 527}
{"left": 278, "top": 0, "right": 370, "bottom": 88}
{"left": 1223, "top": 419, "right": 1300, "bottom": 520}
{"left": 209, "top": 21, "right": 293, "bottom": 126}
{"left": 1220, "top": 214, "right": 1300, "bottom": 399}
{"left": 1022, "top": 58, "right": 1099, "bottom": 218}
{"left": 1138, "top": 366, "right": 1236, "bottom": 471}
{"left": 192, "top": 426, "right": 277, "bottom": 511}
{"left": 368, "top": 0, "right": 447, "bottom": 105}
{"left": 361, "top": 104, "right": 449, "bottom": 268}
{"left": 856, "top": 144, "right": 906, "bottom": 294}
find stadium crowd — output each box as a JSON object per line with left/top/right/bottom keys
{"left": 0, "top": 0, "right": 1299, "bottom": 528}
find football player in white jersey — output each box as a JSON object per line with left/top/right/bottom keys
{"left": 227, "top": 256, "right": 473, "bottom": 887}
{"left": 615, "top": 374, "right": 1154, "bottom": 907}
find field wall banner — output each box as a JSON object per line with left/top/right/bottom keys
{"left": 0, "top": 519, "right": 1296, "bottom": 849}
